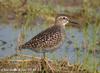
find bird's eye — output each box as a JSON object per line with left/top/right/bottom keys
{"left": 62, "top": 17, "right": 66, "bottom": 19}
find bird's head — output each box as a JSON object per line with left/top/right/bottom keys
{"left": 55, "top": 14, "right": 79, "bottom": 27}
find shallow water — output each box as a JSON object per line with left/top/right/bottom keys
{"left": 0, "top": 24, "right": 100, "bottom": 71}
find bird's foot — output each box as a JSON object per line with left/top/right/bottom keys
{"left": 41, "top": 58, "right": 55, "bottom": 73}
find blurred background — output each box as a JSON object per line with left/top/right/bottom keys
{"left": 0, "top": 0, "right": 100, "bottom": 72}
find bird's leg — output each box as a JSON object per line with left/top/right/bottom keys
{"left": 41, "top": 52, "right": 54, "bottom": 73}
{"left": 41, "top": 52, "right": 46, "bottom": 72}
{"left": 44, "top": 59, "right": 54, "bottom": 73}
{"left": 41, "top": 58, "right": 47, "bottom": 73}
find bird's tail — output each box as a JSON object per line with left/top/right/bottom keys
{"left": 18, "top": 42, "right": 31, "bottom": 50}
{"left": 18, "top": 44, "right": 26, "bottom": 50}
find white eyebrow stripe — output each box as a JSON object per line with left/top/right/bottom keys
{"left": 57, "top": 16, "right": 69, "bottom": 21}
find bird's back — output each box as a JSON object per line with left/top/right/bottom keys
{"left": 19, "top": 25, "right": 65, "bottom": 52}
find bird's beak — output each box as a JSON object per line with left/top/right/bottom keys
{"left": 66, "top": 19, "right": 81, "bottom": 29}
{"left": 69, "top": 19, "right": 79, "bottom": 24}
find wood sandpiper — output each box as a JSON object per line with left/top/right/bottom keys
{"left": 18, "top": 14, "right": 78, "bottom": 58}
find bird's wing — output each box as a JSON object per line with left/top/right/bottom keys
{"left": 20, "top": 25, "right": 64, "bottom": 52}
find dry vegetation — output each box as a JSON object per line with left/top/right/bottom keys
{"left": 0, "top": 55, "right": 94, "bottom": 73}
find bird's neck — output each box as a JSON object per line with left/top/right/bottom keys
{"left": 55, "top": 21, "right": 65, "bottom": 28}
{"left": 55, "top": 22, "right": 65, "bottom": 29}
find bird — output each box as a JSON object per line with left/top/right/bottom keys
{"left": 18, "top": 14, "right": 78, "bottom": 58}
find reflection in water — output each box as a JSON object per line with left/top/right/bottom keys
{"left": 1, "top": 47, "right": 6, "bottom": 51}
{"left": 0, "top": 25, "right": 100, "bottom": 70}
{"left": 0, "top": 40, "right": 7, "bottom": 46}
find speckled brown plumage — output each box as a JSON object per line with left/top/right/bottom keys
{"left": 19, "top": 25, "right": 65, "bottom": 52}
